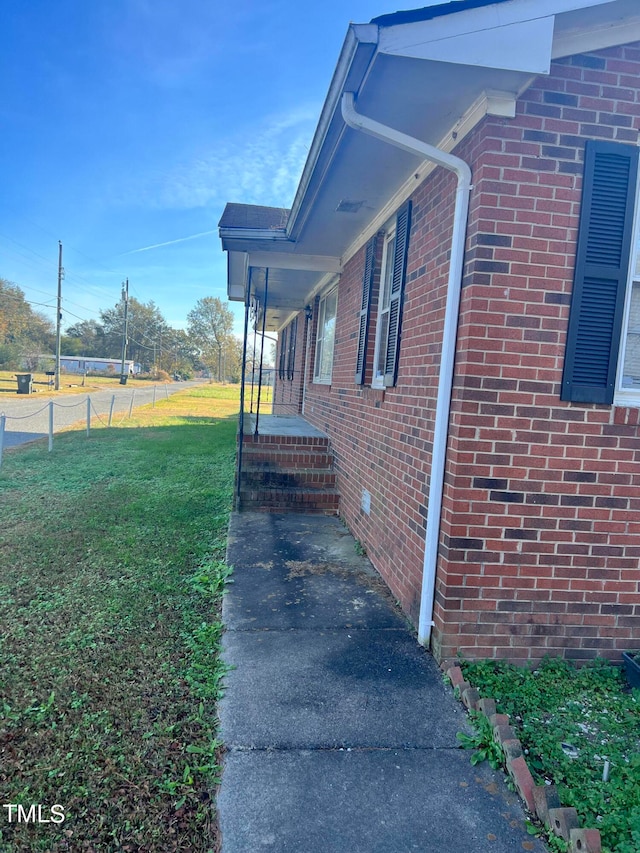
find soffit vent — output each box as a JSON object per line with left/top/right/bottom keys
{"left": 336, "top": 199, "right": 364, "bottom": 213}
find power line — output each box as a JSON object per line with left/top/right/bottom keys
{"left": 0, "top": 288, "right": 57, "bottom": 310}
{"left": 9, "top": 215, "right": 123, "bottom": 278}
{"left": 0, "top": 232, "right": 122, "bottom": 305}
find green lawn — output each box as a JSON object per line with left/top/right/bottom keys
{"left": 0, "top": 386, "right": 238, "bottom": 852}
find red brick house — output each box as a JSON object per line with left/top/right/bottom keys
{"left": 219, "top": 0, "right": 640, "bottom": 664}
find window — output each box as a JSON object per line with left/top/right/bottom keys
{"left": 561, "top": 140, "right": 639, "bottom": 405}
{"left": 617, "top": 195, "right": 640, "bottom": 401}
{"left": 371, "top": 201, "right": 412, "bottom": 388}
{"left": 313, "top": 285, "right": 338, "bottom": 383}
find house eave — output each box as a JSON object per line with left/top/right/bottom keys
{"left": 220, "top": 0, "right": 638, "bottom": 328}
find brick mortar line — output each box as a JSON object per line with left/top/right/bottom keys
{"left": 441, "top": 660, "right": 602, "bottom": 853}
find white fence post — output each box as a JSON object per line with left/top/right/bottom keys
{"left": 153, "top": 385, "right": 156, "bottom": 407}
{"left": 87, "top": 396, "right": 91, "bottom": 436}
{"left": 108, "top": 395, "right": 115, "bottom": 427}
{"left": 0, "top": 414, "right": 5, "bottom": 469}
{"left": 128, "top": 391, "right": 135, "bottom": 419}
{"left": 49, "top": 401, "right": 54, "bottom": 452}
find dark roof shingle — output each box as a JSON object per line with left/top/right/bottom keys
{"left": 371, "top": 0, "right": 511, "bottom": 27}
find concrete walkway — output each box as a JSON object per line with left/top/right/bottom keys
{"left": 219, "top": 513, "right": 546, "bottom": 853}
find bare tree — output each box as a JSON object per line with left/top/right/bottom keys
{"left": 187, "top": 297, "right": 235, "bottom": 381}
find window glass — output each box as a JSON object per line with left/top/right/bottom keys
{"left": 314, "top": 286, "right": 337, "bottom": 383}
{"left": 621, "top": 281, "right": 640, "bottom": 387}
{"left": 619, "top": 214, "right": 640, "bottom": 395}
{"left": 373, "top": 231, "right": 396, "bottom": 385}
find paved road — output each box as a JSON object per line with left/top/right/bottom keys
{"left": 0, "top": 380, "right": 204, "bottom": 449}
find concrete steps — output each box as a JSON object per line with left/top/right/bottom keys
{"left": 237, "top": 432, "right": 339, "bottom": 514}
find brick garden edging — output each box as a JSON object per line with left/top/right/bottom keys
{"left": 442, "top": 661, "right": 603, "bottom": 853}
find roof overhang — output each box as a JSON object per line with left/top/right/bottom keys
{"left": 219, "top": 0, "right": 640, "bottom": 332}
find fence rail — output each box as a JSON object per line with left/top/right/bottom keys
{"left": 0, "top": 385, "right": 171, "bottom": 469}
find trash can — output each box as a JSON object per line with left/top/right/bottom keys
{"left": 16, "top": 374, "right": 33, "bottom": 394}
{"left": 119, "top": 375, "right": 128, "bottom": 385}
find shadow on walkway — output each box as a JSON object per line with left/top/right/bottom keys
{"left": 219, "top": 512, "right": 546, "bottom": 853}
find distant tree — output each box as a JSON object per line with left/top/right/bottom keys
{"left": 0, "top": 278, "right": 54, "bottom": 367}
{"left": 187, "top": 297, "right": 236, "bottom": 381}
{"left": 63, "top": 319, "right": 106, "bottom": 357}
{"left": 223, "top": 335, "right": 243, "bottom": 383}
{"left": 165, "top": 328, "right": 199, "bottom": 378}
{"left": 99, "top": 298, "right": 173, "bottom": 371}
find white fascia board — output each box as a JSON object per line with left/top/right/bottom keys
{"left": 381, "top": 16, "right": 554, "bottom": 74}
{"left": 379, "top": 0, "right": 616, "bottom": 48}
{"left": 227, "top": 251, "right": 249, "bottom": 302}
{"left": 219, "top": 227, "right": 288, "bottom": 245}
{"left": 286, "top": 25, "right": 378, "bottom": 238}
{"left": 228, "top": 284, "right": 245, "bottom": 301}
{"left": 379, "top": 0, "right": 618, "bottom": 69}
{"left": 553, "top": 17, "right": 640, "bottom": 58}
{"left": 247, "top": 252, "right": 341, "bottom": 274}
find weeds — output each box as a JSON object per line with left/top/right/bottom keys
{"left": 456, "top": 710, "right": 504, "bottom": 769}
{"left": 460, "top": 657, "right": 640, "bottom": 853}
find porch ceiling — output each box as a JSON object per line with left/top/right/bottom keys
{"left": 219, "top": 0, "right": 640, "bottom": 332}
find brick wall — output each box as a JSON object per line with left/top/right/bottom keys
{"left": 304, "top": 165, "right": 459, "bottom": 624}
{"left": 302, "top": 44, "right": 640, "bottom": 664}
{"left": 435, "top": 44, "right": 640, "bottom": 664}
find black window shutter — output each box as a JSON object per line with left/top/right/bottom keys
{"left": 355, "top": 237, "right": 376, "bottom": 385}
{"left": 561, "top": 140, "right": 638, "bottom": 404}
{"left": 384, "top": 200, "right": 412, "bottom": 387}
{"left": 278, "top": 326, "right": 287, "bottom": 381}
{"left": 286, "top": 316, "right": 297, "bottom": 381}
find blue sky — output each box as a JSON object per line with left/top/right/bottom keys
{"left": 1, "top": 0, "right": 394, "bottom": 339}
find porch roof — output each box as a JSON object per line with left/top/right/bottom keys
{"left": 219, "top": 0, "right": 640, "bottom": 332}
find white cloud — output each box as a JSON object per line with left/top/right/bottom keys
{"left": 123, "top": 106, "right": 318, "bottom": 212}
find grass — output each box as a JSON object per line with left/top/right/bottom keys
{"left": 459, "top": 657, "right": 640, "bottom": 853}
{"left": 0, "top": 385, "right": 239, "bottom": 852}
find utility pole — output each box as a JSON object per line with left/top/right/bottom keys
{"left": 54, "top": 241, "right": 64, "bottom": 390}
{"left": 120, "top": 278, "right": 129, "bottom": 385}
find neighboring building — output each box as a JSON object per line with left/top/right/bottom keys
{"left": 59, "top": 356, "right": 140, "bottom": 375}
{"left": 220, "top": 0, "right": 640, "bottom": 664}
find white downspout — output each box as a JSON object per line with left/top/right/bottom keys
{"left": 341, "top": 92, "right": 472, "bottom": 647}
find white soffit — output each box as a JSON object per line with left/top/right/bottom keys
{"left": 380, "top": 16, "right": 554, "bottom": 74}
{"left": 339, "top": 86, "right": 519, "bottom": 271}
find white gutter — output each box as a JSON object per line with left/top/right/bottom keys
{"left": 341, "top": 92, "right": 472, "bottom": 647}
